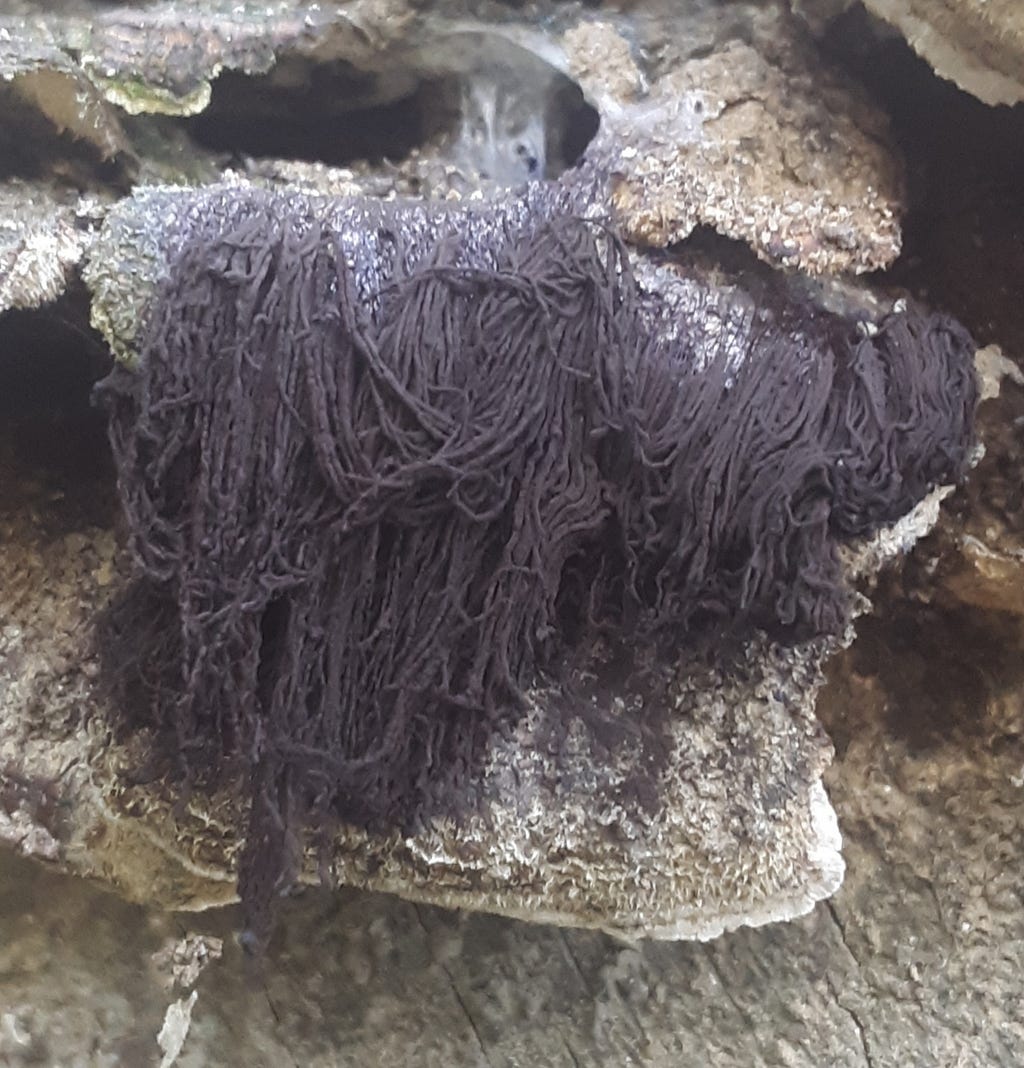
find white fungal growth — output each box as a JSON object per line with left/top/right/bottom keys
{"left": 453, "top": 67, "right": 550, "bottom": 183}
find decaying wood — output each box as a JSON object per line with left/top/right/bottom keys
{"left": 1, "top": 0, "right": 1022, "bottom": 1064}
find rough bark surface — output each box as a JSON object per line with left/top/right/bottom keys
{"left": 1, "top": 592, "right": 1022, "bottom": 1066}
{"left": 862, "top": 0, "right": 1024, "bottom": 106}
{"left": 798, "top": 0, "right": 1024, "bottom": 103}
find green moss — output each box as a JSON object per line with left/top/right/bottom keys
{"left": 87, "top": 72, "right": 213, "bottom": 117}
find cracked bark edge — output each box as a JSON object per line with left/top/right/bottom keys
{"left": 862, "top": 0, "right": 1024, "bottom": 107}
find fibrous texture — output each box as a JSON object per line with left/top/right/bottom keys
{"left": 96, "top": 188, "right": 976, "bottom": 940}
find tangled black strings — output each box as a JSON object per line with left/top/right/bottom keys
{"left": 96, "top": 193, "right": 977, "bottom": 942}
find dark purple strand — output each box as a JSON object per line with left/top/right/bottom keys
{"left": 96, "top": 197, "right": 977, "bottom": 942}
